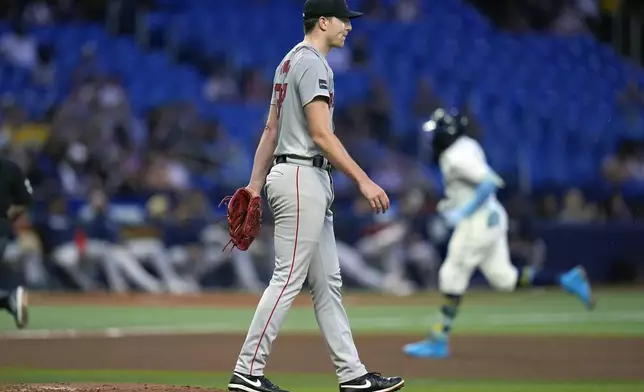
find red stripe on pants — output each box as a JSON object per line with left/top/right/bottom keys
{"left": 249, "top": 166, "right": 300, "bottom": 375}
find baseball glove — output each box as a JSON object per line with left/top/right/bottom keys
{"left": 218, "top": 188, "right": 262, "bottom": 251}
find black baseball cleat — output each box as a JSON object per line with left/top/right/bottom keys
{"left": 228, "top": 372, "right": 290, "bottom": 392}
{"left": 339, "top": 372, "right": 405, "bottom": 392}
{"left": 7, "top": 286, "right": 28, "bottom": 329}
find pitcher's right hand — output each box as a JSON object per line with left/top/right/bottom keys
{"left": 358, "top": 179, "right": 390, "bottom": 214}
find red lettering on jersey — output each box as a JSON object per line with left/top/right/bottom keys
{"left": 275, "top": 83, "right": 288, "bottom": 119}
{"left": 281, "top": 60, "right": 290, "bottom": 75}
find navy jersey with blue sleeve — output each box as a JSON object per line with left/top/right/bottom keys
{"left": 84, "top": 212, "right": 120, "bottom": 243}
{"left": 37, "top": 214, "right": 77, "bottom": 252}
{"left": 163, "top": 218, "right": 208, "bottom": 247}
{"left": 161, "top": 220, "right": 183, "bottom": 247}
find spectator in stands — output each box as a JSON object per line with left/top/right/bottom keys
{"left": 538, "top": 194, "right": 560, "bottom": 219}
{"left": 0, "top": 99, "right": 26, "bottom": 152}
{"left": 171, "top": 118, "right": 250, "bottom": 188}
{"left": 94, "top": 76, "right": 133, "bottom": 139}
{"left": 558, "top": 188, "right": 598, "bottom": 222}
{"left": 602, "top": 138, "right": 644, "bottom": 185}
{"left": 32, "top": 134, "right": 104, "bottom": 197}
{"left": 395, "top": 0, "right": 420, "bottom": 23}
{"left": 0, "top": 23, "right": 37, "bottom": 69}
{"left": 161, "top": 194, "right": 206, "bottom": 288}
{"left": 32, "top": 44, "right": 56, "bottom": 86}
{"left": 195, "top": 201, "right": 264, "bottom": 292}
{"left": 57, "top": 140, "right": 94, "bottom": 196}
{"left": 82, "top": 188, "right": 163, "bottom": 293}
{"left": 604, "top": 193, "right": 634, "bottom": 221}
{"left": 399, "top": 187, "right": 441, "bottom": 289}
{"left": 574, "top": 0, "right": 600, "bottom": 31}
{"left": 144, "top": 152, "right": 190, "bottom": 191}
{"left": 22, "top": 0, "right": 55, "bottom": 26}
{"left": 336, "top": 238, "right": 413, "bottom": 295}
{"left": 147, "top": 102, "right": 199, "bottom": 151}
{"left": 125, "top": 194, "right": 200, "bottom": 293}
{"left": 36, "top": 196, "right": 98, "bottom": 291}
{"left": 72, "top": 43, "right": 102, "bottom": 85}
{"left": 0, "top": 0, "right": 642, "bottom": 299}
{"left": 550, "top": 2, "right": 590, "bottom": 35}
{"left": 51, "top": 83, "right": 95, "bottom": 150}
{"left": 352, "top": 197, "right": 417, "bottom": 295}
{"left": 176, "top": 120, "right": 220, "bottom": 175}
{"left": 203, "top": 66, "right": 240, "bottom": 102}
{"left": 112, "top": 162, "right": 146, "bottom": 198}
{"left": 362, "top": 0, "right": 389, "bottom": 20}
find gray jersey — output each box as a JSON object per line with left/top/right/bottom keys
{"left": 272, "top": 42, "right": 335, "bottom": 157}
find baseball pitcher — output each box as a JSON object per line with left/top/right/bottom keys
{"left": 221, "top": 1, "right": 404, "bottom": 391}
{"left": 403, "top": 108, "right": 596, "bottom": 359}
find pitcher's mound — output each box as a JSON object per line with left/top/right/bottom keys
{"left": 0, "top": 383, "right": 228, "bottom": 392}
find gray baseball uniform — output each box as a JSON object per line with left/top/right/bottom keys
{"left": 233, "top": 42, "right": 367, "bottom": 383}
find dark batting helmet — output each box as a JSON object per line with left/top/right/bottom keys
{"left": 422, "top": 108, "right": 468, "bottom": 164}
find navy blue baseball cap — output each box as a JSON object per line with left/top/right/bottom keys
{"left": 303, "top": 0, "right": 363, "bottom": 20}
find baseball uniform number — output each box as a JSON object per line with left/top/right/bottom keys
{"left": 275, "top": 83, "right": 288, "bottom": 119}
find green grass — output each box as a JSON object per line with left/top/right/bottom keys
{"left": 1, "top": 290, "right": 642, "bottom": 336}
{"left": 0, "top": 369, "right": 643, "bottom": 392}
{"left": 1, "top": 290, "right": 642, "bottom": 390}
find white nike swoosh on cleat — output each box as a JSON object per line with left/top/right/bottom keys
{"left": 233, "top": 373, "right": 262, "bottom": 388}
{"left": 342, "top": 380, "right": 372, "bottom": 389}
{"left": 15, "top": 287, "right": 25, "bottom": 325}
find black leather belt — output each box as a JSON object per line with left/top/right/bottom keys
{"left": 274, "top": 154, "right": 332, "bottom": 171}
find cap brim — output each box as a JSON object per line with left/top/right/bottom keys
{"left": 304, "top": 10, "right": 363, "bottom": 20}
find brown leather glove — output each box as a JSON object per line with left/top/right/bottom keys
{"left": 219, "top": 188, "right": 262, "bottom": 251}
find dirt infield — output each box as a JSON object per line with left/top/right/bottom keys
{"left": 0, "top": 383, "right": 224, "bottom": 392}
{"left": 2, "top": 291, "right": 644, "bottom": 392}
{"left": 3, "top": 333, "right": 643, "bottom": 381}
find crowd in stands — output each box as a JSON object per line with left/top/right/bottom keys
{"left": 0, "top": 0, "right": 644, "bottom": 293}
{"left": 0, "top": 0, "right": 643, "bottom": 292}
{"left": 0, "top": 4, "right": 640, "bottom": 196}
{"left": 1, "top": 2, "right": 641, "bottom": 218}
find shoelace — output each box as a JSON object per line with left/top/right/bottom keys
{"left": 365, "top": 372, "right": 397, "bottom": 383}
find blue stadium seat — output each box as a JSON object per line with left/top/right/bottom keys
{"left": 2, "top": 0, "right": 642, "bottom": 189}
